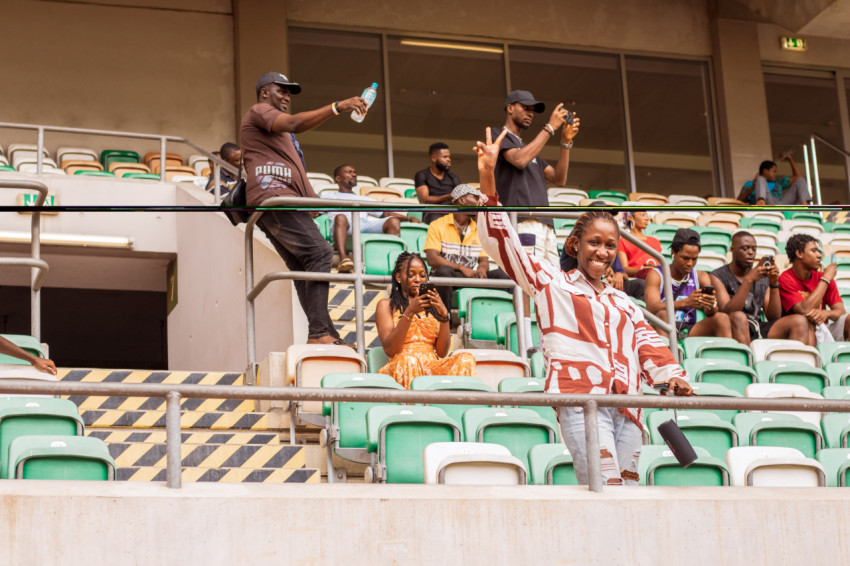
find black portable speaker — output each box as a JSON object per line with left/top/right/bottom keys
{"left": 656, "top": 419, "right": 698, "bottom": 468}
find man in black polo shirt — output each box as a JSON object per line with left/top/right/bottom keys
{"left": 414, "top": 142, "right": 461, "bottom": 224}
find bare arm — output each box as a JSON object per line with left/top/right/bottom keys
{"left": 618, "top": 250, "right": 644, "bottom": 277}
{"left": 543, "top": 114, "right": 580, "bottom": 186}
{"left": 791, "top": 264, "right": 836, "bottom": 314}
{"left": 415, "top": 185, "right": 453, "bottom": 204}
{"left": 270, "top": 96, "right": 366, "bottom": 134}
{"left": 0, "top": 336, "right": 56, "bottom": 375}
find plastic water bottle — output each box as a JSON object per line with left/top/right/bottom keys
{"left": 351, "top": 83, "right": 378, "bottom": 123}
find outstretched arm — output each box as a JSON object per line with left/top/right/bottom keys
{"left": 0, "top": 336, "right": 56, "bottom": 375}
{"left": 271, "top": 96, "right": 368, "bottom": 134}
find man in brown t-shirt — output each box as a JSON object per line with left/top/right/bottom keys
{"left": 241, "top": 72, "right": 367, "bottom": 345}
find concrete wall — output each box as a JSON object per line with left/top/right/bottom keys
{"left": 0, "top": 0, "right": 236, "bottom": 152}
{"left": 1, "top": 481, "right": 848, "bottom": 564}
{"left": 169, "top": 186, "right": 296, "bottom": 372}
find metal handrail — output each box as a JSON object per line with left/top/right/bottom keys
{"left": 243, "top": 197, "right": 678, "bottom": 383}
{"left": 0, "top": 179, "right": 48, "bottom": 338}
{"left": 804, "top": 133, "right": 850, "bottom": 206}
{"left": 2, "top": 378, "right": 846, "bottom": 492}
{"left": 0, "top": 121, "right": 240, "bottom": 201}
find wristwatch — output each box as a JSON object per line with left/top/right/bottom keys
{"left": 560, "top": 140, "right": 573, "bottom": 150}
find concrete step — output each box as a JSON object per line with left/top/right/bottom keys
{"left": 117, "top": 466, "right": 320, "bottom": 483}
{"left": 66, "top": 395, "right": 255, "bottom": 413}
{"left": 80, "top": 409, "right": 283, "bottom": 430}
{"left": 58, "top": 369, "right": 244, "bottom": 386}
{"left": 86, "top": 430, "right": 283, "bottom": 445}
{"left": 109, "top": 443, "right": 306, "bottom": 470}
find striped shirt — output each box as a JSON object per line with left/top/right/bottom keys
{"left": 477, "top": 196, "right": 687, "bottom": 426}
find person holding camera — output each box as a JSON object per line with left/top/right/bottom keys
{"left": 710, "top": 232, "right": 809, "bottom": 345}
{"left": 737, "top": 152, "right": 811, "bottom": 206}
{"left": 645, "top": 228, "right": 733, "bottom": 339}
{"left": 375, "top": 251, "right": 476, "bottom": 388}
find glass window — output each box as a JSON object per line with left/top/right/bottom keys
{"left": 387, "top": 37, "right": 505, "bottom": 183}
{"left": 509, "top": 47, "right": 627, "bottom": 192}
{"left": 287, "top": 28, "right": 386, "bottom": 181}
{"left": 765, "top": 73, "right": 846, "bottom": 204}
{"left": 625, "top": 57, "right": 716, "bottom": 197}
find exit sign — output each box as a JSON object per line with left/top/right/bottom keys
{"left": 781, "top": 37, "right": 807, "bottom": 51}
{"left": 16, "top": 193, "right": 59, "bottom": 215}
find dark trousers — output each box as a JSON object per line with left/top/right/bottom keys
{"left": 257, "top": 210, "right": 340, "bottom": 340}
{"left": 432, "top": 265, "right": 512, "bottom": 310}
{"left": 624, "top": 278, "right": 645, "bottom": 301}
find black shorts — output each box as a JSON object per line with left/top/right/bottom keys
{"left": 748, "top": 319, "right": 776, "bottom": 341}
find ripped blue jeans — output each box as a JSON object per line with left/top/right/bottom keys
{"left": 557, "top": 406, "right": 643, "bottom": 486}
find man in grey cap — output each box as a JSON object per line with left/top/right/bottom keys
{"left": 240, "top": 71, "right": 367, "bottom": 346}
{"left": 423, "top": 184, "right": 509, "bottom": 314}
{"left": 492, "top": 89, "right": 580, "bottom": 347}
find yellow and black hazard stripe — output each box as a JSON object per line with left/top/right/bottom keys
{"left": 118, "top": 466, "right": 320, "bottom": 483}
{"left": 328, "top": 284, "right": 384, "bottom": 322}
{"left": 86, "top": 430, "right": 281, "bottom": 446}
{"left": 108, "top": 443, "right": 306, "bottom": 469}
{"left": 66, "top": 396, "right": 255, "bottom": 414}
{"left": 81, "top": 410, "right": 270, "bottom": 430}
{"left": 58, "top": 369, "right": 244, "bottom": 386}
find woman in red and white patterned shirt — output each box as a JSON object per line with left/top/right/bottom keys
{"left": 474, "top": 127, "right": 692, "bottom": 486}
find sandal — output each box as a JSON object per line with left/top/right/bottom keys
{"left": 338, "top": 257, "right": 354, "bottom": 273}
{"left": 332, "top": 339, "right": 357, "bottom": 350}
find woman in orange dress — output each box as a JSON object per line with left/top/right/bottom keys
{"left": 375, "top": 251, "right": 476, "bottom": 388}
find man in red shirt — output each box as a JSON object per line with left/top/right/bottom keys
{"left": 778, "top": 233, "right": 849, "bottom": 346}
{"left": 241, "top": 72, "right": 367, "bottom": 345}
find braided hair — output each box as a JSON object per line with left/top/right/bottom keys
{"left": 564, "top": 210, "right": 619, "bottom": 258}
{"left": 388, "top": 251, "right": 439, "bottom": 318}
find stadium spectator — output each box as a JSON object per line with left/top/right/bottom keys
{"left": 241, "top": 71, "right": 366, "bottom": 346}
{"left": 423, "top": 184, "right": 510, "bottom": 312}
{"left": 561, "top": 241, "right": 645, "bottom": 300}
{"left": 375, "top": 252, "right": 476, "bottom": 388}
{"left": 414, "top": 142, "right": 462, "bottom": 224}
{"left": 323, "top": 163, "right": 419, "bottom": 273}
{"left": 476, "top": 127, "right": 690, "bottom": 486}
{"left": 492, "top": 90, "right": 580, "bottom": 347}
{"left": 205, "top": 142, "right": 242, "bottom": 195}
{"left": 710, "top": 231, "right": 808, "bottom": 345}
{"left": 0, "top": 336, "right": 56, "bottom": 375}
{"left": 779, "top": 234, "right": 849, "bottom": 344}
{"left": 645, "top": 228, "right": 733, "bottom": 339}
{"left": 618, "top": 211, "right": 661, "bottom": 278}
{"left": 737, "top": 152, "right": 811, "bottom": 205}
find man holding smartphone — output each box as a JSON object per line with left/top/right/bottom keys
{"left": 710, "top": 231, "right": 809, "bottom": 345}
{"left": 645, "top": 228, "right": 733, "bottom": 339}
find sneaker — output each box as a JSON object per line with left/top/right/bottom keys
{"left": 338, "top": 257, "right": 354, "bottom": 273}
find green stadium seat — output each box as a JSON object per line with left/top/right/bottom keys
{"left": 826, "top": 222, "right": 850, "bottom": 234}
{"left": 122, "top": 172, "right": 161, "bottom": 180}
{"left": 648, "top": 410, "right": 737, "bottom": 460}
{"left": 0, "top": 334, "right": 45, "bottom": 365}
{"left": 816, "top": 448, "right": 850, "bottom": 486}
{"left": 361, "top": 234, "right": 406, "bottom": 275}
{"left": 411, "top": 375, "right": 492, "bottom": 437}
{"left": 755, "top": 360, "right": 828, "bottom": 393}
{"left": 693, "top": 226, "right": 733, "bottom": 247}
{"left": 73, "top": 170, "right": 115, "bottom": 177}
{"left": 462, "top": 407, "right": 558, "bottom": 477}
{"left": 819, "top": 343, "right": 850, "bottom": 366}
{"left": 740, "top": 217, "right": 781, "bottom": 233}
{"left": 682, "top": 337, "right": 753, "bottom": 367}
{"left": 497, "top": 377, "right": 558, "bottom": 431}
{"left": 638, "top": 445, "right": 729, "bottom": 486}
{"left": 683, "top": 358, "right": 757, "bottom": 396}
{"left": 823, "top": 385, "right": 850, "bottom": 400}
{"left": 404, "top": 188, "right": 416, "bottom": 199}
{"left": 645, "top": 223, "right": 680, "bottom": 239}
{"left": 588, "top": 190, "right": 627, "bottom": 204}
{"left": 528, "top": 443, "right": 576, "bottom": 485}
{"left": 733, "top": 412, "right": 823, "bottom": 458}
{"left": 530, "top": 351, "right": 544, "bottom": 379}
{"left": 7, "top": 435, "right": 115, "bottom": 480}
{"left": 320, "top": 373, "right": 403, "bottom": 468}
{"left": 0, "top": 397, "right": 85, "bottom": 478}
{"left": 365, "top": 405, "right": 460, "bottom": 483}
{"left": 0, "top": 165, "right": 15, "bottom": 172}
{"left": 100, "top": 149, "right": 140, "bottom": 169}
{"left": 366, "top": 347, "right": 389, "bottom": 373}
{"left": 553, "top": 218, "right": 576, "bottom": 234}
{"left": 457, "top": 289, "right": 515, "bottom": 347}
{"left": 787, "top": 211, "right": 823, "bottom": 224}
{"left": 821, "top": 413, "right": 850, "bottom": 449}
{"left": 313, "top": 214, "right": 332, "bottom": 242}
{"left": 399, "top": 223, "right": 429, "bottom": 254}
{"left": 687, "top": 382, "right": 743, "bottom": 422}
{"left": 495, "top": 312, "right": 539, "bottom": 355}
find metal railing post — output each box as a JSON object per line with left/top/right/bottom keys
{"left": 36, "top": 127, "right": 44, "bottom": 175}
{"left": 31, "top": 190, "right": 41, "bottom": 340}
{"left": 803, "top": 144, "right": 811, "bottom": 193}
{"left": 213, "top": 163, "right": 221, "bottom": 202}
{"left": 159, "top": 137, "right": 167, "bottom": 183}
{"left": 245, "top": 213, "right": 260, "bottom": 385}
{"left": 351, "top": 211, "right": 365, "bottom": 356}
{"left": 583, "top": 399, "right": 602, "bottom": 493}
{"left": 165, "top": 391, "right": 182, "bottom": 489}
{"left": 508, "top": 211, "right": 528, "bottom": 359}
{"left": 811, "top": 136, "right": 823, "bottom": 206}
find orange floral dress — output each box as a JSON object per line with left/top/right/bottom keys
{"left": 378, "top": 311, "right": 476, "bottom": 389}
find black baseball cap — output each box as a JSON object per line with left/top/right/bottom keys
{"left": 504, "top": 90, "right": 545, "bottom": 113}
{"left": 672, "top": 228, "right": 701, "bottom": 248}
{"left": 255, "top": 72, "right": 302, "bottom": 95}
